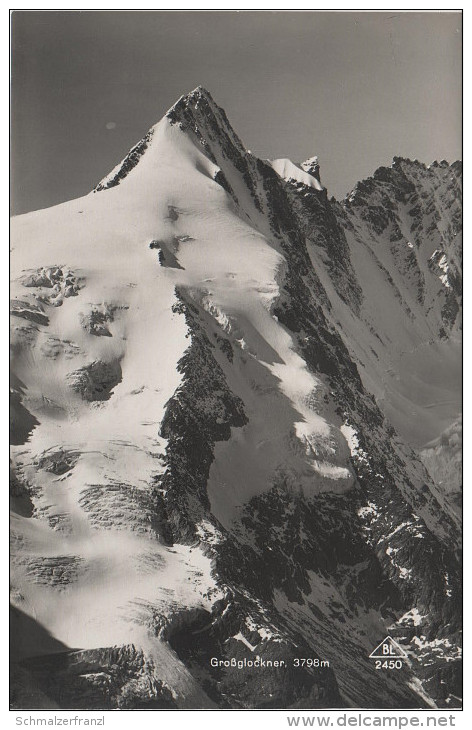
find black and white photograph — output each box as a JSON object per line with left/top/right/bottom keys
{"left": 9, "top": 9, "right": 463, "bottom": 714}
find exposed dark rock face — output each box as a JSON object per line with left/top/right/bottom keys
{"left": 21, "top": 266, "right": 84, "bottom": 305}
{"left": 36, "top": 449, "right": 80, "bottom": 475}
{"left": 13, "top": 645, "right": 176, "bottom": 710}
{"left": 133, "top": 595, "right": 344, "bottom": 709}
{"left": 10, "top": 299, "right": 49, "bottom": 326}
{"left": 80, "top": 304, "right": 114, "bottom": 337}
{"left": 94, "top": 131, "right": 154, "bottom": 191}
{"left": 149, "top": 239, "right": 184, "bottom": 269}
{"left": 421, "top": 660, "right": 462, "bottom": 709}
{"left": 155, "top": 289, "right": 248, "bottom": 543}
{"left": 66, "top": 359, "right": 122, "bottom": 401}
{"left": 80, "top": 310, "right": 112, "bottom": 337}
{"left": 79, "top": 303, "right": 128, "bottom": 336}
{"left": 167, "top": 87, "right": 265, "bottom": 214}
{"left": 165, "top": 604, "right": 342, "bottom": 709}
{"left": 342, "top": 157, "right": 462, "bottom": 332}
{"left": 284, "top": 176, "right": 363, "bottom": 315}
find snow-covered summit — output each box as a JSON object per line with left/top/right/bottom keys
{"left": 301, "top": 155, "right": 321, "bottom": 182}
{"left": 166, "top": 84, "right": 218, "bottom": 117}
{"left": 94, "top": 83, "right": 257, "bottom": 216}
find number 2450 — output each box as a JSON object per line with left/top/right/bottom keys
{"left": 375, "top": 659, "right": 403, "bottom": 670}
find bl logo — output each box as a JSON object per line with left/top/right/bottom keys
{"left": 368, "top": 636, "right": 408, "bottom": 659}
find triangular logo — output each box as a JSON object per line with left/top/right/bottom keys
{"left": 368, "top": 635, "right": 408, "bottom": 659}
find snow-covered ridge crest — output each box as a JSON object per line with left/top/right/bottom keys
{"left": 94, "top": 127, "right": 156, "bottom": 191}
{"left": 268, "top": 158, "right": 324, "bottom": 191}
{"left": 94, "top": 85, "right": 248, "bottom": 194}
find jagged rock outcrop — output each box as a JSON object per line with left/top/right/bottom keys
{"left": 66, "top": 360, "right": 122, "bottom": 401}
{"left": 12, "top": 644, "right": 177, "bottom": 710}
{"left": 10, "top": 299, "right": 49, "bottom": 326}
{"left": 21, "top": 266, "right": 84, "bottom": 306}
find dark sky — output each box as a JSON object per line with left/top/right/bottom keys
{"left": 11, "top": 10, "right": 462, "bottom": 215}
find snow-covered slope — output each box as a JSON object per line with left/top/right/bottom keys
{"left": 10, "top": 87, "right": 461, "bottom": 710}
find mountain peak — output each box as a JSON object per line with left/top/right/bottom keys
{"left": 166, "top": 85, "right": 216, "bottom": 117}
{"left": 94, "top": 86, "right": 233, "bottom": 193}
{"left": 165, "top": 85, "right": 248, "bottom": 165}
